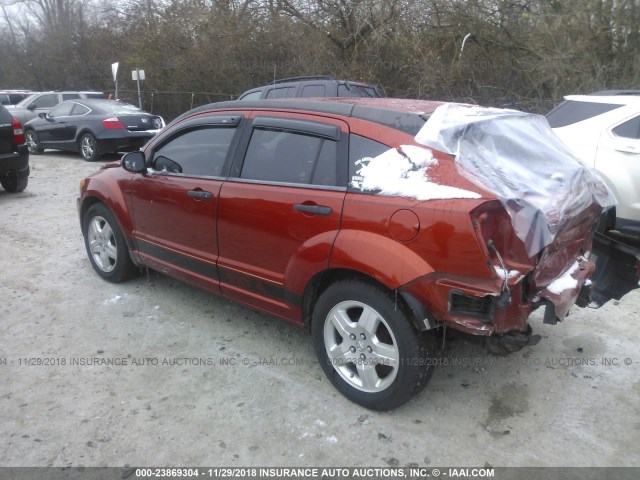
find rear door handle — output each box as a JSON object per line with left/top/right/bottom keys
{"left": 293, "top": 203, "right": 332, "bottom": 216}
{"left": 187, "top": 190, "right": 213, "bottom": 200}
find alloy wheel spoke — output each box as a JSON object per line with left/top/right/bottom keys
{"left": 99, "top": 251, "right": 111, "bottom": 268}
{"left": 89, "top": 239, "right": 101, "bottom": 254}
{"left": 327, "top": 342, "right": 352, "bottom": 362}
{"left": 330, "top": 308, "right": 353, "bottom": 339}
{"left": 89, "top": 220, "right": 100, "bottom": 239}
{"left": 357, "top": 306, "right": 379, "bottom": 336}
{"left": 370, "top": 341, "right": 399, "bottom": 367}
{"left": 356, "top": 362, "right": 380, "bottom": 390}
{"left": 101, "top": 222, "right": 113, "bottom": 241}
{"left": 105, "top": 243, "right": 117, "bottom": 260}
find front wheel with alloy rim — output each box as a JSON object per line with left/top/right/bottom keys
{"left": 79, "top": 133, "right": 100, "bottom": 161}
{"left": 83, "top": 203, "right": 138, "bottom": 282}
{"left": 312, "top": 280, "right": 437, "bottom": 410}
{"left": 25, "top": 130, "right": 44, "bottom": 154}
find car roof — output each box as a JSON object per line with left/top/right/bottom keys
{"left": 239, "top": 76, "right": 384, "bottom": 99}
{"left": 564, "top": 94, "right": 640, "bottom": 105}
{"left": 266, "top": 75, "right": 360, "bottom": 85}
{"left": 59, "top": 99, "right": 141, "bottom": 111}
{"left": 180, "top": 98, "right": 443, "bottom": 135}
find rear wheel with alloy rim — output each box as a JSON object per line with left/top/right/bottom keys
{"left": 80, "top": 133, "right": 100, "bottom": 161}
{"left": 312, "top": 280, "right": 437, "bottom": 410}
{"left": 25, "top": 130, "right": 44, "bottom": 154}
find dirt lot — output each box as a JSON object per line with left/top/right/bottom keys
{"left": 1, "top": 152, "right": 639, "bottom": 468}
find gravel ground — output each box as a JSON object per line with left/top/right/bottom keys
{"left": 1, "top": 152, "right": 639, "bottom": 468}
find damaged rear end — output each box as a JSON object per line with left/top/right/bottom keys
{"left": 401, "top": 104, "right": 623, "bottom": 350}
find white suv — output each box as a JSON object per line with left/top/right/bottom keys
{"left": 8, "top": 90, "right": 106, "bottom": 125}
{"left": 547, "top": 92, "right": 640, "bottom": 235}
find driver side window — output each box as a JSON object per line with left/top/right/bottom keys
{"left": 151, "top": 126, "right": 237, "bottom": 177}
{"left": 32, "top": 94, "right": 59, "bottom": 109}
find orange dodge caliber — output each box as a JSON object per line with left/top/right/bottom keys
{"left": 78, "top": 99, "right": 614, "bottom": 409}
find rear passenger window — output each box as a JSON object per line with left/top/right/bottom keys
{"left": 49, "top": 103, "right": 74, "bottom": 117}
{"left": 349, "top": 134, "right": 390, "bottom": 189}
{"left": 265, "top": 87, "right": 296, "bottom": 99}
{"left": 301, "top": 85, "right": 327, "bottom": 97}
{"left": 241, "top": 129, "right": 338, "bottom": 186}
{"left": 71, "top": 104, "right": 90, "bottom": 116}
{"left": 151, "top": 127, "right": 236, "bottom": 177}
{"left": 612, "top": 116, "right": 640, "bottom": 139}
{"left": 239, "top": 91, "right": 262, "bottom": 101}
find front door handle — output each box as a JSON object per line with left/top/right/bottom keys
{"left": 293, "top": 203, "right": 332, "bottom": 216}
{"left": 187, "top": 190, "right": 213, "bottom": 200}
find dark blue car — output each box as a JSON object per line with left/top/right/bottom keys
{"left": 23, "top": 99, "right": 165, "bottom": 161}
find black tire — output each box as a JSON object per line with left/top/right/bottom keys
{"left": 25, "top": 130, "right": 44, "bottom": 154}
{"left": 79, "top": 132, "right": 100, "bottom": 161}
{"left": 0, "top": 173, "right": 28, "bottom": 193}
{"left": 83, "top": 203, "right": 137, "bottom": 282}
{"left": 312, "top": 280, "right": 437, "bottom": 410}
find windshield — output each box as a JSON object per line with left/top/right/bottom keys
{"left": 546, "top": 100, "right": 622, "bottom": 128}
{"left": 15, "top": 94, "right": 39, "bottom": 107}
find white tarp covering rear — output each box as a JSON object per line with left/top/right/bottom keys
{"left": 415, "top": 103, "right": 617, "bottom": 256}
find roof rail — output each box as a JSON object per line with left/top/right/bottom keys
{"left": 589, "top": 90, "right": 640, "bottom": 96}
{"left": 268, "top": 75, "right": 336, "bottom": 85}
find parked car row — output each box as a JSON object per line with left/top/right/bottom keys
{"left": 24, "top": 99, "right": 164, "bottom": 161}
{"left": 7, "top": 90, "right": 107, "bottom": 124}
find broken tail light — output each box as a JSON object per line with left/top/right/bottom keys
{"left": 470, "top": 200, "right": 535, "bottom": 283}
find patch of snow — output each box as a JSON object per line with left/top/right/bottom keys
{"left": 103, "top": 295, "right": 122, "bottom": 305}
{"left": 356, "top": 145, "right": 480, "bottom": 201}
{"left": 494, "top": 266, "right": 520, "bottom": 279}
{"left": 547, "top": 261, "right": 580, "bottom": 294}
{"left": 326, "top": 435, "right": 338, "bottom": 443}
{"left": 314, "top": 419, "right": 326, "bottom": 428}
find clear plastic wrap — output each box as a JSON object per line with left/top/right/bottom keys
{"left": 415, "top": 103, "right": 617, "bottom": 256}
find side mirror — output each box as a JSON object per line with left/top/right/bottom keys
{"left": 38, "top": 112, "right": 48, "bottom": 119}
{"left": 122, "top": 151, "right": 147, "bottom": 173}
{"left": 27, "top": 103, "right": 36, "bottom": 111}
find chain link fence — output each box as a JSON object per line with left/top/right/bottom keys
{"left": 111, "top": 89, "right": 236, "bottom": 121}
